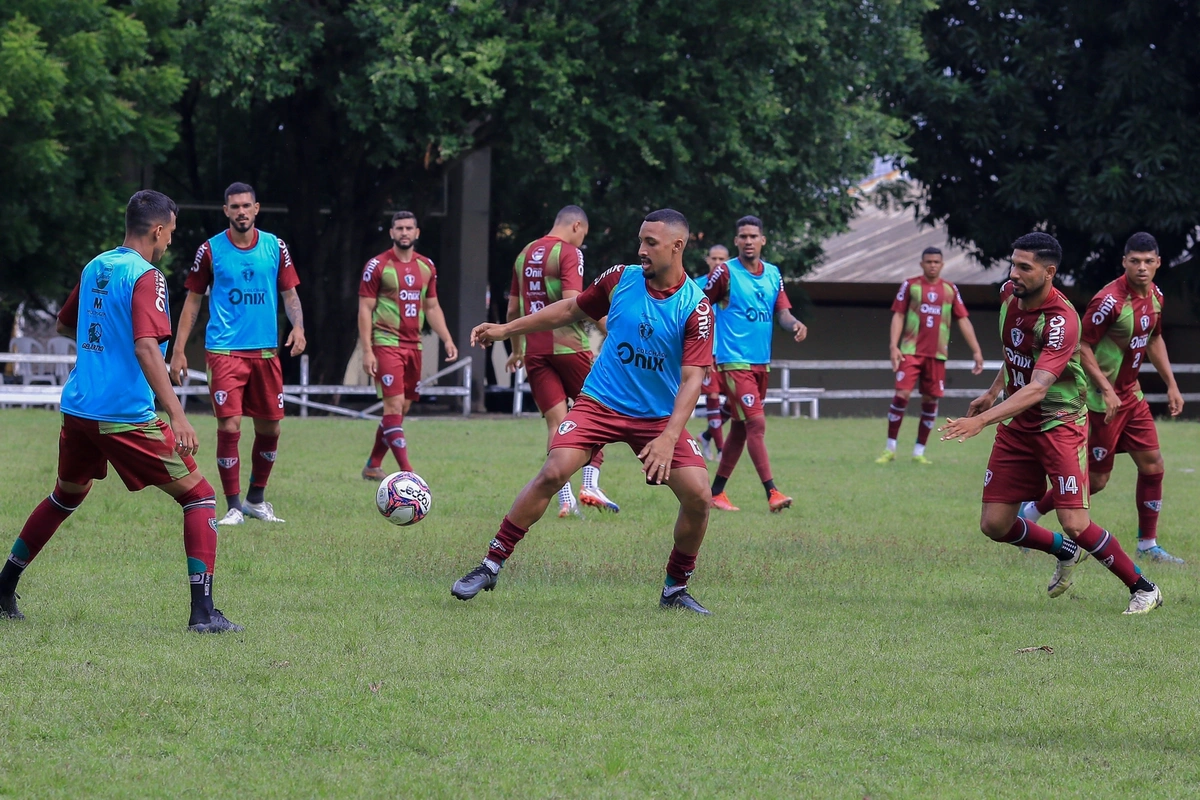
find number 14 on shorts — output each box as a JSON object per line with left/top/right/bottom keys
{"left": 1056, "top": 475, "right": 1080, "bottom": 495}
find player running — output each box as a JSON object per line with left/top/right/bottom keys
{"left": 171, "top": 182, "right": 305, "bottom": 526}
{"left": 876, "top": 247, "right": 984, "bottom": 464}
{"left": 358, "top": 211, "right": 458, "bottom": 480}
{"left": 502, "top": 205, "right": 619, "bottom": 517}
{"left": 696, "top": 243, "right": 729, "bottom": 461}
{"left": 941, "top": 233, "right": 1162, "bottom": 615}
{"left": 0, "top": 191, "right": 240, "bottom": 632}
{"left": 704, "top": 216, "right": 806, "bottom": 513}
{"left": 1019, "top": 232, "right": 1186, "bottom": 563}
{"left": 452, "top": 209, "right": 715, "bottom": 613}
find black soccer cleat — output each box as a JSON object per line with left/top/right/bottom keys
{"left": 188, "top": 608, "right": 244, "bottom": 633}
{"left": 452, "top": 563, "right": 498, "bottom": 600}
{"left": 0, "top": 592, "right": 24, "bottom": 620}
{"left": 660, "top": 588, "right": 711, "bottom": 615}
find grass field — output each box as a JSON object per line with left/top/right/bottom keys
{"left": 1, "top": 410, "right": 1199, "bottom": 798}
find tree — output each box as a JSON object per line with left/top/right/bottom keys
{"left": 893, "top": 0, "right": 1200, "bottom": 291}
{"left": 0, "top": 0, "right": 185, "bottom": 340}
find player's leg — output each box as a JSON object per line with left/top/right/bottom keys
{"left": 558, "top": 352, "right": 619, "bottom": 514}
{"left": 712, "top": 369, "right": 750, "bottom": 510}
{"left": 527, "top": 354, "right": 581, "bottom": 518}
{"left": 699, "top": 366, "right": 725, "bottom": 459}
{"left": 239, "top": 356, "right": 285, "bottom": 522}
{"left": 1128, "top": 448, "right": 1177, "bottom": 562}
{"left": 1022, "top": 408, "right": 1112, "bottom": 524}
{"left": 362, "top": 347, "right": 392, "bottom": 480}
{"left": 661, "top": 465, "right": 713, "bottom": 613}
{"left": 911, "top": 361, "right": 944, "bottom": 463}
{"left": 542, "top": 400, "right": 580, "bottom": 518}
{"left": 878, "top": 356, "right": 918, "bottom": 463}
{"left": 208, "top": 353, "right": 250, "bottom": 524}
{"left": 737, "top": 370, "right": 789, "bottom": 511}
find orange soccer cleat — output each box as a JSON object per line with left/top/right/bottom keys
{"left": 767, "top": 488, "right": 793, "bottom": 513}
{"left": 711, "top": 492, "right": 740, "bottom": 512}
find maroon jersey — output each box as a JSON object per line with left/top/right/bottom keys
{"left": 891, "top": 276, "right": 969, "bottom": 360}
{"left": 358, "top": 250, "right": 437, "bottom": 349}
{"left": 509, "top": 236, "right": 587, "bottom": 356}
{"left": 1081, "top": 274, "right": 1163, "bottom": 411}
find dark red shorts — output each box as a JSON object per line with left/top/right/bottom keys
{"left": 206, "top": 352, "right": 284, "bottom": 420}
{"left": 700, "top": 362, "right": 719, "bottom": 396}
{"left": 374, "top": 345, "right": 422, "bottom": 400}
{"left": 524, "top": 351, "right": 593, "bottom": 414}
{"left": 1088, "top": 400, "right": 1159, "bottom": 473}
{"left": 983, "top": 421, "right": 1089, "bottom": 509}
{"left": 57, "top": 413, "right": 197, "bottom": 491}
{"left": 550, "top": 396, "right": 706, "bottom": 470}
{"left": 894, "top": 355, "right": 945, "bottom": 399}
{"left": 718, "top": 368, "right": 769, "bottom": 420}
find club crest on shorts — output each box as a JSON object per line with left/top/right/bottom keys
{"left": 741, "top": 393, "right": 755, "bottom": 407}
{"left": 1092, "top": 447, "right": 1109, "bottom": 462}
{"left": 214, "top": 390, "right": 228, "bottom": 406}
{"left": 1011, "top": 328, "right": 1024, "bottom": 348}
{"left": 557, "top": 421, "right": 577, "bottom": 436}
{"left": 896, "top": 370, "right": 905, "bottom": 381}
{"left": 381, "top": 374, "right": 394, "bottom": 387}
{"left": 984, "top": 469, "right": 993, "bottom": 486}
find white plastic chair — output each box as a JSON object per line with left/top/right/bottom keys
{"left": 45, "top": 336, "right": 76, "bottom": 384}
{"left": 9, "top": 337, "right": 51, "bottom": 385}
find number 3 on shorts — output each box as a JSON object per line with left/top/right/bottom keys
{"left": 277, "top": 392, "right": 284, "bottom": 410}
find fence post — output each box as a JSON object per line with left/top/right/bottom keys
{"left": 779, "top": 366, "right": 791, "bottom": 417}
{"left": 512, "top": 367, "right": 525, "bottom": 416}
{"left": 462, "top": 357, "right": 472, "bottom": 417}
{"left": 180, "top": 366, "right": 189, "bottom": 412}
{"left": 300, "top": 355, "right": 309, "bottom": 418}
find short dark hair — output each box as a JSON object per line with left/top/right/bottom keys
{"left": 1011, "top": 232, "right": 1062, "bottom": 267}
{"left": 736, "top": 215, "right": 763, "bottom": 233}
{"left": 554, "top": 205, "right": 588, "bottom": 226}
{"left": 391, "top": 210, "right": 417, "bottom": 226}
{"left": 224, "top": 182, "right": 256, "bottom": 203}
{"left": 125, "top": 190, "right": 178, "bottom": 236}
{"left": 643, "top": 208, "right": 690, "bottom": 236}
{"left": 1124, "top": 231, "right": 1158, "bottom": 255}
{"left": 921, "top": 246, "right": 943, "bottom": 258}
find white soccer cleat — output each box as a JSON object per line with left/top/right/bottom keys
{"left": 1047, "top": 547, "right": 1088, "bottom": 598}
{"left": 242, "top": 500, "right": 285, "bottom": 523}
{"left": 1018, "top": 501, "right": 1042, "bottom": 524}
{"left": 1123, "top": 584, "right": 1163, "bottom": 615}
{"left": 216, "top": 508, "right": 244, "bottom": 526}
{"left": 579, "top": 487, "right": 620, "bottom": 513}
{"left": 558, "top": 497, "right": 582, "bottom": 519}
{"left": 699, "top": 437, "right": 716, "bottom": 462}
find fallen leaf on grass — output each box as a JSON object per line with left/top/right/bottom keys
{"left": 369, "top": 681, "right": 383, "bottom": 694}
{"left": 271, "top": 660, "right": 290, "bottom": 669}
{"left": 1015, "top": 645, "right": 1054, "bottom": 654}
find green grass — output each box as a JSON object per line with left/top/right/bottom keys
{"left": 2, "top": 411, "right": 1200, "bottom": 798}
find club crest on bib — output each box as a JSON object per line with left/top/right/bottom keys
{"left": 638, "top": 321, "right": 655, "bottom": 340}
{"left": 741, "top": 393, "right": 755, "bottom": 407}
{"left": 214, "top": 390, "right": 228, "bottom": 406}
{"left": 381, "top": 374, "right": 394, "bottom": 387}
{"left": 1010, "top": 328, "right": 1024, "bottom": 348}
{"left": 241, "top": 267, "right": 255, "bottom": 282}
{"left": 1092, "top": 447, "right": 1109, "bottom": 462}
{"left": 984, "top": 469, "right": 993, "bottom": 486}
{"left": 557, "top": 420, "right": 577, "bottom": 436}
{"left": 404, "top": 274, "right": 415, "bottom": 287}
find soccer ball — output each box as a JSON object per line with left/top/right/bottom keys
{"left": 376, "top": 471, "right": 433, "bottom": 526}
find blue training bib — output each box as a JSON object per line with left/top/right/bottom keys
{"left": 204, "top": 231, "right": 282, "bottom": 351}
{"left": 713, "top": 258, "right": 781, "bottom": 366}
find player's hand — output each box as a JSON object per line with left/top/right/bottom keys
{"left": 443, "top": 339, "right": 459, "bottom": 362}
{"left": 791, "top": 320, "right": 808, "bottom": 343}
{"left": 966, "top": 392, "right": 996, "bottom": 417}
{"left": 171, "top": 415, "right": 199, "bottom": 456}
{"left": 971, "top": 352, "right": 985, "bottom": 375}
{"left": 169, "top": 350, "right": 188, "bottom": 386}
{"left": 1101, "top": 387, "right": 1121, "bottom": 424}
{"left": 362, "top": 349, "right": 378, "bottom": 378}
{"left": 939, "top": 415, "right": 985, "bottom": 443}
{"left": 889, "top": 346, "right": 902, "bottom": 373}
{"left": 637, "top": 434, "right": 676, "bottom": 485}
{"left": 471, "top": 323, "right": 510, "bottom": 347}
{"left": 285, "top": 327, "right": 306, "bottom": 356}
{"left": 504, "top": 351, "right": 524, "bottom": 373}
{"left": 1167, "top": 387, "right": 1185, "bottom": 417}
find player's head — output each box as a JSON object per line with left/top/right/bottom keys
{"left": 705, "top": 244, "right": 729, "bottom": 273}
{"left": 638, "top": 209, "right": 689, "bottom": 279}
{"left": 920, "top": 246, "right": 944, "bottom": 281}
{"left": 734, "top": 215, "right": 765, "bottom": 262}
{"left": 552, "top": 205, "right": 589, "bottom": 247}
{"left": 125, "top": 190, "right": 177, "bottom": 262}
{"left": 1008, "top": 232, "right": 1061, "bottom": 299}
{"left": 390, "top": 211, "right": 419, "bottom": 250}
{"left": 223, "top": 182, "right": 259, "bottom": 234}
{"left": 1122, "top": 232, "right": 1161, "bottom": 289}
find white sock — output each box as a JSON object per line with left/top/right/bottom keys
{"left": 886, "top": 438, "right": 897, "bottom": 453}
{"left": 662, "top": 584, "right": 686, "bottom": 597}
{"left": 1137, "top": 538, "right": 1157, "bottom": 551}
{"left": 483, "top": 558, "right": 502, "bottom": 574}
{"left": 558, "top": 482, "right": 575, "bottom": 507}
{"left": 913, "top": 443, "right": 926, "bottom": 457}
{"left": 582, "top": 465, "right": 599, "bottom": 491}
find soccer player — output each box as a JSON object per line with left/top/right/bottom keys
{"left": 704, "top": 216, "right": 806, "bottom": 513}
{"left": 1019, "top": 232, "right": 1186, "bottom": 563}
{"left": 876, "top": 247, "right": 984, "bottom": 464}
{"left": 451, "top": 209, "right": 715, "bottom": 613}
{"left": 170, "top": 182, "right": 305, "bottom": 526}
{"left": 358, "top": 211, "right": 458, "bottom": 480}
{"left": 940, "top": 232, "right": 1162, "bottom": 615}
{"left": 697, "top": 243, "right": 729, "bottom": 461}
{"left": 502, "top": 205, "right": 619, "bottom": 517}
{"left": 0, "top": 191, "right": 239, "bottom": 632}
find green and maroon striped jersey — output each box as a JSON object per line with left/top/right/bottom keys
{"left": 891, "top": 276, "right": 969, "bottom": 360}
{"left": 1081, "top": 275, "right": 1163, "bottom": 413}
{"left": 510, "top": 236, "right": 589, "bottom": 356}
{"left": 998, "top": 281, "right": 1087, "bottom": 433}
{"left": 358, "top": 249, "right": 437, "bottom": 349}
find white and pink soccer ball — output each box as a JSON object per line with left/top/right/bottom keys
{"left": 376, "top": 471, "right": 433, "bottom": 526}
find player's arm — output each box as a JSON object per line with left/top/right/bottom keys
{"left": 56, "top": 283, "right": 81, "bottom": 339}
{"left": 956, "top": 317, "right": 986, "bottom": 374}
{"left": 281, "top": 288, "right": 306, "bottom": 356}
{"left": 358, "top": 295, "right": 378, "bottom": 377}
{"left": 169, "top": 290, "right": 205, "bottom": 385}
{"left": 887, "top": 312, "right": 904, "bottom": 371}
{"left": 504, "top": 292, "right": 524, "bottom": 372}
{"left": 941, "top": 369, "right": 1056, "bottom": 442}
{"left": 776, "top": 308, "right": 807, "bottom": 342}
{"left": 135, "top": 337, "right": 198, "bottom": 456}
{"left": 1147, "top": 335, "right": 1184, "bottom": 417}
{"left": 422, "top": 296, "right": 458, "bottom": 362}
{"left": 639, "top": 364, "right": 706, "bottom": 485}
{"left": 1079, "top": 340, "right": 1120, "bottom": 423}
{"left": 471, "top": 297, "right": 589, "bottom": 346}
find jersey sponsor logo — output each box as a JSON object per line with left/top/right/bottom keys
{"left": 695, "top": 298, "right": 712, "bottom": 339}
{"left": 531, "top": 246, "right": 546, "bottom": 264}
{"left": 527, "top": 281, "right": 541, "bottom": 292}
{"left": 214, "top": 390, "right": 228, "bottom": 406}
{"left": 1004, "top": 347, "right": 1032, "bottom": 370}
{"left": 228, "top": 288, "right": 268, "bottom": 305}
{"left": 241, "top": 267, "right": 255, "bottom": 282}
{"left": 1130, "top": 333, "right": 1150, "bottom": 350}
{"left": 1010, "top": 328, "right": 1024, "bottom": 348}
{"left": 217, "top": 457, "right": 238, "bottom": 468}
{"left": 1091, "top": 447, "right": 1109, "bottom": 462}
{"left": 381, "top": 373, "right": 394, "bottom": 387}
{"left": 741, "top": 393, "right": 756, "bottom": 407}
{"left": 1092, "top": 292, "right": 1118, "bottom": 325}
{"left": 399, "top": 289, "right": 423, "bottom": 301}
{"left": 1140, "top": 314, "right": 1150, "bottom": 331}
{"left": 984, "top": 469, "right": 993, "bottom": 486}
{"left": 896, "top": 281, "right": 908, "bottom": 302}
{"left": 154, "top": 270, "right": 167, "bottom": 313}
{"left": 90, "top": 296, "right": 105, "bottom": 317}
{"left": 616, "top": 341, "right": 666, "bottom": 372}
{"left": 1143, "top": 499, "right": 1162, "bottom": 512}
{"left": 95, "top": 263, "right": 113, "bottom": 290}
{"left": 557, "top": 420, "right": 577, "bottom": 436}
{"left": 83, "top": 322, "right": 104, "bottom": 352}
{"left": 596, "top": 264, "right": 624, "bottom": 287}
{"left": 744, "top": 307, "right": 772, "bottom": 323}
{"left": 919, "top": 303, "right": 943, "bottom": 315}
{"left": 404, "top": 273, "right": 415, "bottom": 287}
{"left": 524, "top": 265, "right": 543, "bottom": 278}
{"left": 192, "top": 243, "right": 208, "bottom": 273}
{"left": 1045, "top": 315, "right": 1067, "bottom": 349}
{"left": 363, "top": 258, "right": 380, "bottom": 282}
{"left": 279, "top": 240, "right": 294, "bottom": 271}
